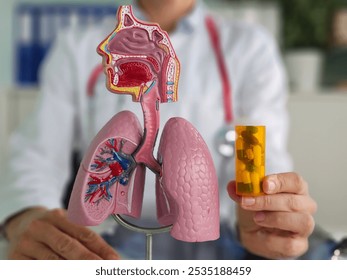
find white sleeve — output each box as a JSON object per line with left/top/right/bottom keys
{"left": 0, "top": 30, "right": 78, "bottom": 222}
{"left": 237, "top": 25, "right": 293, "bottom": 174}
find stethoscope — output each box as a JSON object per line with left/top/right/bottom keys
{"left": 86, "top": 15, "right": 236, "bottom": 158}
{"left": 205, "top": 15, "right": 236, "bottom": 158}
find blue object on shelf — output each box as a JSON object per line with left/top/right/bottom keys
{"left": 15, "top": 5, "right": 39, "bottom": 85}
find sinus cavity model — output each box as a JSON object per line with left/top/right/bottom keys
{"left": 67, "top": 5, "right": 220, "bottom": 247}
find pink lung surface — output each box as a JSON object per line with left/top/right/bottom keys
{"left": 156, "top": 117, "right": 220, "bottom": 242}
{"left": 67, "top": 111, "right": 145, "bottom": 225}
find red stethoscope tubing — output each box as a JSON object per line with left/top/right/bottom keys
{"left": 205, "top": 16, "right": 233, "bottom": 124}
{"left": 87, "top": 15, "right": 233, "bottom": 124}
{"left": 87, "top": 64, "right": 104, "bottom": 97}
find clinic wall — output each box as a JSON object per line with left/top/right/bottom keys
{"left": 288, "top": 94, "right": 347, "bottom": 240}
{"left": 0, "top": 1, "right": 14, "bottom": 88}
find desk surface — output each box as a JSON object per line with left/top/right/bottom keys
{"left": 0, "top": 224, "right": 344, "bottom": 260}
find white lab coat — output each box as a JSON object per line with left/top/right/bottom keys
{"left": 0, "top": 1, "right": 292, "bottom": 231}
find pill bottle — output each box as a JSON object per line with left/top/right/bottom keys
{"left": 235, "top": 125, "right": 265, "bottom": 196}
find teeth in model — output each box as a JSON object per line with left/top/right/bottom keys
{"left": 111, "top": 59, "right": 118, "bottom": 68}
{"left": 145, "top": 80, "right": 153, "bottom": 87}
{"left": 113, "top": 73, "right": 119, "bottom": 85}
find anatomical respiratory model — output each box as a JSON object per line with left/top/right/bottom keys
{"left": 67, "top": 5, "right": 220, "bottom": 247}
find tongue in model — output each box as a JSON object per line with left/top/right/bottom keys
{"left": 97, "top": 6, "right": 180, "bottom": 175}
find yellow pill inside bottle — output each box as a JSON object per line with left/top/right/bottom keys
{"left": 235, "top": 125, "right": 265, "bottom": 196}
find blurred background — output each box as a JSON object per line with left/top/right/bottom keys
{"left": 0, "top": 0, "right": 346, "bottom": 240}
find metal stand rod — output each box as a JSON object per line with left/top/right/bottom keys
{"left": 146, "top": 233, "right": 153, "bottom": 260}
{"left": 112, "top": 214, "right": 172, "bottom": 260}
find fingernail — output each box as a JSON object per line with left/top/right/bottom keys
{"left": 266, "top": 180, "right": 276, "bottom": 193}
{"left": 242, "top": 197, "right": 255, "bottom": 206}
{"left": 254, "top": 212, "right": 265, "bottom": 222}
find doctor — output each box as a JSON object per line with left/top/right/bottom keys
{"left": 0, "top": 0, "right": 316, "bottom": 259}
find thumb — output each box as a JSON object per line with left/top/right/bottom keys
{"left": 226, "top": 180, "right": 241, "bottom": 203}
